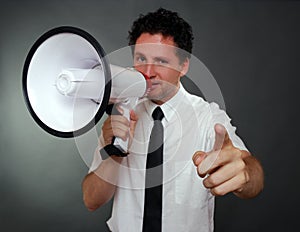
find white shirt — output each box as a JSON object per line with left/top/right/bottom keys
{"left": 90, "top": 84, "right": 247, "bottom": 232}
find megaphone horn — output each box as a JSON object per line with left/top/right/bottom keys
{"left": 22, "top": 26, "right": 151, "bottom": 157}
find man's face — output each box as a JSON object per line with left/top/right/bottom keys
{"left": 133, "top": 33, "right": 189, "bottom": 105}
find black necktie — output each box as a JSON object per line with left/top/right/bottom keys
{"left": 143, "top": 107, "right": 164, "bottom": 232}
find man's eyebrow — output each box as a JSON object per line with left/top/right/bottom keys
{"left": 153, "top": 56, "right": 170, "bottom": 62}
{"left": 134, "top": 52, "right": 145, "bottom": 57}
{"left": 134, "top": 52, "right": 170, "bottom": 61}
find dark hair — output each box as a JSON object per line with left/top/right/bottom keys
{"left": 128, "top": 8, "right": 194, "bottom": 61}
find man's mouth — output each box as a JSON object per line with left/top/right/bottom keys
{"left": 150, "top": 80, "right": 161, "bottom": 86}
{"left": 150, "top": 82, "right": 161, "bottom": 91}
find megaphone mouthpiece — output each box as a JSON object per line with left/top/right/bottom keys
{"left": 109, "top": 65, "right": 151, "bottom": 100}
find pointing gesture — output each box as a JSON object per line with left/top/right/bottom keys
{"left": 197, "top": 124, "right": 233, "bottom": 175}
{"left": 193, "top": 123, "right": 251, "bottom": 197}
{"left": 212, "top": 123, "right": 232, "bottom": 151}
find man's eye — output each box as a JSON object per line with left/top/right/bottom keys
{"left": 136, "top": 56, "right": 146, "bottom": 63}
{"left": 157, "top": 59, "right": 168, "bottom": 65}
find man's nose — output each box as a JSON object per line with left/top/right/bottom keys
{"left": 140, "top": 63, "right": 157, "bottom": 78}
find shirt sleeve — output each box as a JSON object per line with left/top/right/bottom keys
{"left": 88, "top": 134, "right": 105, "bottom": 173}
{"left": 207, "top": 102, "right": 248, "bottom": 151}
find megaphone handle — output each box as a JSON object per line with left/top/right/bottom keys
{"left": 100, "top": 104, "right": 130, "bottom": 158}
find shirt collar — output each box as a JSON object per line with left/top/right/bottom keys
{"left": 143, "top": 83, "right": 187, "bottom": 122}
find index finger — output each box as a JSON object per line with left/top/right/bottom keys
{"left": 213, "top": 123, "right": 230, "bottom": 151}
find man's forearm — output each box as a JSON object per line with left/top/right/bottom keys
{"left": 82, "top": 156, "right": 122, "bottom": 211}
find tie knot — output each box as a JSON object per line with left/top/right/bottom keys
{"left": 152, "top": 107, "right": 164, "bottom": 121}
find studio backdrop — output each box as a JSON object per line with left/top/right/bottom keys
{"left": 0, "top": 0, "right": 299, "bottom": 231}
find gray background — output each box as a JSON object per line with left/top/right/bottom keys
{"left": 1, "top": 0, "right": 299, "bottom": 231}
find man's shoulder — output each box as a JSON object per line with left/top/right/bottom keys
{"left": 183, "top": 90, "right": 228, "bottom": 120}
{"left": 184, "top": 91, "right": 214, "bottom": 111}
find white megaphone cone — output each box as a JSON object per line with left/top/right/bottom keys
{"left": 23, "top": 26, "right": 151, "bottom": 157}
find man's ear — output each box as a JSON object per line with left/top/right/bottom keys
{"left": 179, "top": 58, "right": 190, "bottom": 77}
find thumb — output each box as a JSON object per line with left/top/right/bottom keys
{"left": 128, "top": 110, "right": 139, "bottom": 149}
{"left": 129, "top": 110, "right": 138, "bottom": 135}
{"left": 130, "top": 110, "right": 138, "bottom": 122}
{"left": 192, "top": 151, "right": 207, "bottom": 166}
{"left": 213, "top": 123, "right": 231, "bottom": 151}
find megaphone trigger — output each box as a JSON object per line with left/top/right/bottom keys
{"left": 105, "top": 103, "right": 121, "bottom": 115}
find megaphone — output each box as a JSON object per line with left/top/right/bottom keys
{"left": 22, "top": 26, "right": 151, "bottom": 157}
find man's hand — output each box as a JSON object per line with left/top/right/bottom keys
{"left": 102, "top": 109, "right": 138, "bottom": 147}
{"left": 192, "top": 123, "right": 263, "bottom": 198}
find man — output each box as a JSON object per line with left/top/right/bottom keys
{"left": 82, "top": 8, "right": 264, "bottom": 231}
